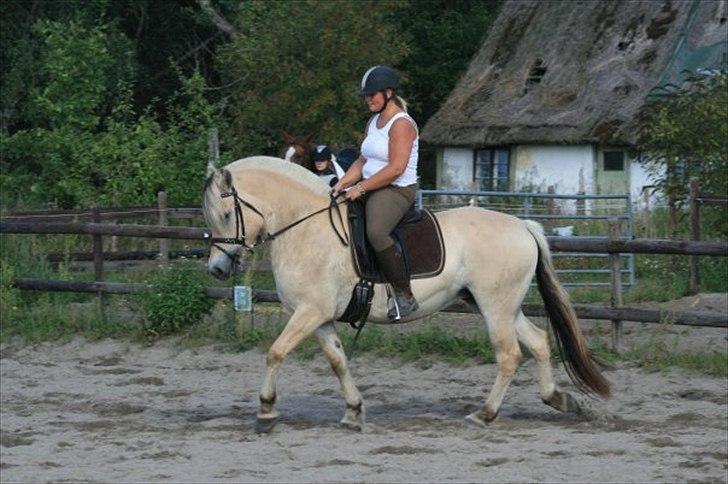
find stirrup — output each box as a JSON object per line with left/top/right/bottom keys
{"left": 385, "top": 285, "right": 419, "bottom": 321}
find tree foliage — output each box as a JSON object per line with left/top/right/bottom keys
{"left": 216, "top": 0, "right": 408, "bottom": 156}
{"left": 391, "top": 0, "right": 499, "bottom": 124}
{"left": 1, "top": 18, "right": 217, "bottom": 207}
{"left": 638, "top": 72, "right": 728, "bottom": 202}
{"left": 0, "top": 0, "right": 500, "bottom": 208}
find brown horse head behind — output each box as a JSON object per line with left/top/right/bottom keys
{"left": 281, "top": 131, "right": 316, "bottom": 172}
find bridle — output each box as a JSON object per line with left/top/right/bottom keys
{"left": 204, "top": 186, "right": 349, "bottom": 264}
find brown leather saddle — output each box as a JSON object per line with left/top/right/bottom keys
{"left": 337, "top": 198, "right": 446, "bottom": 327}
{"left": 346, "top": 199, "right": 446, "bottom": 283}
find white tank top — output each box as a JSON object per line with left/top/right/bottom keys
{"left": 360, "top": 112, "right": 418, "bottom": 187}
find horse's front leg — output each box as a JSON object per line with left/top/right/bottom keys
{"left": 256, "top": 305, "right": 323, "bottom": 433}
{"left": 314, "top": 322, "right": 365, "bottom": 431}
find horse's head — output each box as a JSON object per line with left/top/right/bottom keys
{"left": 281, "top": 131, "right": 316, "bottom": 171}
{"left": 202, "top": 163, "right": 267, "bottom": 280}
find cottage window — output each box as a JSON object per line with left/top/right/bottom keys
{"left": 603, "top": 150, "right": 625, "bottom": 171}
{"left": 525, "top": 58, "right": 547, "bottom": 88}
{"left": 474, "top": 148, "right": 510, "bottom": 191}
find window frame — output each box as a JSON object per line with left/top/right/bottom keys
{"left": 473, "top": 146, "right": 511, "bottom": 191}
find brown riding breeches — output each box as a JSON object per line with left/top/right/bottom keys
{"left": 365, "top": 183, "right": 418, "bottom": 252}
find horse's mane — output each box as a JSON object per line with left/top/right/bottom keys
{"left": 202, "top": 156, "right": 330, "bottom": 229}
{"left": 226, "top": 156, "right": 331, "bottom": 196}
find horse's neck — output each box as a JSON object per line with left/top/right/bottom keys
{"left": 236, "top": 170, "right": 329, "bottom": 232}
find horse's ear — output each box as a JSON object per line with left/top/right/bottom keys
{"left": 206, "top": 162, "right": 217, "bottom": 179}
{"left": 221, "top": 169, "right": 233, "bottom": 190}
{"left": 304, "top": 133, "right": 315, "bottom": 144}
{"left": 281, "top": 130, "right": 295, "bottom": 144}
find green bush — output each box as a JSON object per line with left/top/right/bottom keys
{"left": 139, "top": 263, "right": 214, "bottom": 337}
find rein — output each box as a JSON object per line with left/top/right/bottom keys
{"left": 204, "top": 187, "right": 349, "bottom": 262}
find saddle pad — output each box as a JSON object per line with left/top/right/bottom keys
{"left": 348, "top": 202, "right": 446, "bottom": 283}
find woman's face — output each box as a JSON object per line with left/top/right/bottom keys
{"left": 314, "top": 160, "right": 328, "bottom": 172}
{"left": 365, "top": 90, "right": 388, "bottom": 112}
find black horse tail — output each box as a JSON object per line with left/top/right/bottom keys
{"left": 524, "top": 220, "right": 611, "bottom": 398}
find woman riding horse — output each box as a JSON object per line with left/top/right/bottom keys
{"left": 332, "top": 65, "right": 419, "bottom": 320}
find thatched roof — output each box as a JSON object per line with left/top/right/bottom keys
{"left": 421, "top": 0, "right": 727, "bottom": 147}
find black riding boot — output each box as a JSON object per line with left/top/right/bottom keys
{"left": 375, "top": 245, "right": 419, "bottom": 320}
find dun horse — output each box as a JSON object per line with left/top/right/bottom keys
{"left": 202, "top": 157, "right": 610, "bottom": 433}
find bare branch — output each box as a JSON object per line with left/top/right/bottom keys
{"left": 197, "top": 0, "right": 237, "bottom": 36}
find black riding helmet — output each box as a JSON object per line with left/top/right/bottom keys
{"left": 312, "top": 144, "right": 331, "bottom": 162}
{"left": 357, "top": 65, "right": 400, "bottom": 96}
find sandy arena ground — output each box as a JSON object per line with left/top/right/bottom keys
{"left": 1, "top": 296, "right": 727, "bottom": 483}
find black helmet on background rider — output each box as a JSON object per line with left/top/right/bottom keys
{"left": 357, "top": 65, "right": 400, "bottom": 96}
{"left": 312, "top": 145, "right": 331, "bottom": 162}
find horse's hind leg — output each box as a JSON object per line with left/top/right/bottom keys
{"left": 515, "top": 313, "right": 581, "bottom": 414}
{"left": 465, "top": 302, "right": 522, "bottom": 426}
{"left": 314, "top": 322, "right": 365, "bottom": 430}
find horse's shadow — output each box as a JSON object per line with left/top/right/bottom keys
{"left": 153, "top": 392, "right": 602, "bottom": 434}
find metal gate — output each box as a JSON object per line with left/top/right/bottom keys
{"left": 416, "top": 189, "right": 634, "bottom": 288}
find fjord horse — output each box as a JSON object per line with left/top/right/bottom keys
{"left": 202, "top": 157, "right": 610, "bottom": 432}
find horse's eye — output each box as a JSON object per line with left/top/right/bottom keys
{"left": 224, "top": 212, "right": 231, "bottom": 221}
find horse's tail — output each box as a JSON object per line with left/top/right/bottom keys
{"left": 524, "top": 220, "right": 611, "bottom": 398}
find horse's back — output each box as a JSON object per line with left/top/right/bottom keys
{"left": 434, "top": 206, "right": 539, "bottom": 278}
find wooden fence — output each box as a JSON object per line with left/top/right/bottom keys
{"left": 2, "top": 197, "right": 727, "bottom": 351}
{"left": 13, "top": 278, "right": 727, "bottom": 329}
{"left": 687, "top": 177, "right": 728, "bottom": 296}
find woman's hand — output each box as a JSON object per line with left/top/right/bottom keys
{"left": 331, "top": 180, "right": 348, "bottom": 199}
{"left": 343, "top": 182, "right": 366, "bottom": 201}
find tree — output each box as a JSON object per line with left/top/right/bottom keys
{"left": 639, "top": 72, "right": 728, "bottom": 203}
{"left": 0, "top": 17, "right": 219, "bottom": 208}
{"left": 391, "top": 0, "right": 501, "bottom": 126}
{"left": 215, "top": 0, "right": 408, "bottom": 156}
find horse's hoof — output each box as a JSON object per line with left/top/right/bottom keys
{"left": 340, "top": 419, "right": 364, "bottom": 432}
{"left": 255, "top": 416, "right": 279, "bottom": 434}
{"left": 465, "top": 409, "right": 498, "bottom": 427}
{"left": 543, "top": 389, "right": 581, "bottom": 414}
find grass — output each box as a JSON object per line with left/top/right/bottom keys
{"left": 3, "top": 293, "right": 724, "bottom": 379}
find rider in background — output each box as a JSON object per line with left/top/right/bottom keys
{"left": 332, "top": 65, "right": 419, "bottom": 319}
{"left": 311, "top": 145, "right": 339, "bottom": 187}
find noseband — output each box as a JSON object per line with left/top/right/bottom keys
{"left": 204, "top": 187, "right": 349, "bottom": 264}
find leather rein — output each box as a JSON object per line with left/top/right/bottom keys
{"left": 204, "top": 187, "right": 349, "bottom": 262}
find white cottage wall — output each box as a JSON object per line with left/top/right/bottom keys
{"left": 435, "top": 144, "right": 664, "bottom": 211}
{"left": 438, "top": 147, "right": 474, "bottom": 190}
{"left": 512, "top": 145, "right": 594, "bottom": 194}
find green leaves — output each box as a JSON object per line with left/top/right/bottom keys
{"left": 32, "top": 19, "right": 116, "bottom": 131}
{"left": 639, "top": 73, "right": 728, "bottom": 202}
{"left": 138, "top": 263, "right": 215, "bottom": 338}
{"left": 217, "top": 0, "right": 408, "bottom": 155}
{"left": 1, "top": 19, "right": 217, "bottom": 208}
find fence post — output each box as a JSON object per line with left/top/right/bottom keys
{"left": 547, "top": 185, "right": 555, "bottom": 215}
{"left": 687, "top": 177, "right": 701, "bottom": 296}
{"left": 158, "top": 191, "right": 169, "bottom": 264}
{"left": 110, "top": 218, "right": 118, "bottom": 253}
{"left": 576, "top": 191, "right": 585, "bottom": 216}
{"left": 608, "top": 218, "right": 623, "bottom": 353}
{"left": 208, "top": 127, "right": 220, "bottom": 165}
{"left": 92, "top": 207, "right": 107, "bottom": 322}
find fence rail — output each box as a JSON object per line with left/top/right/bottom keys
{"left": 2, "top": 220, "right": 726, "bottom": 256}
{"left": 13, "top": 278, "right": 727, "bottom": 328}
{"left": 4, "top": 188, "right": 727, "bottom": 351}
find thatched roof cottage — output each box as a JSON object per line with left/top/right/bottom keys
{"left": 421, "top": 0, "right": 726, "bottom": 202}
